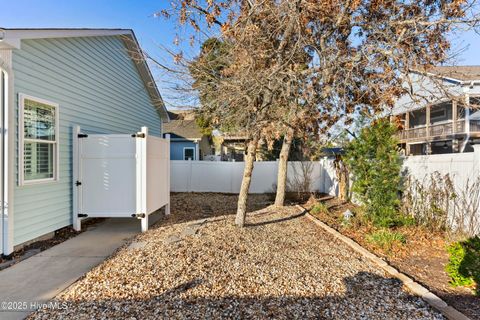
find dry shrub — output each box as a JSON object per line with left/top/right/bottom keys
{"left": 287, "top": 161, "right": 314, "bottom": 195}
{"left": 402, "top": 172, "right": 480, "bottom": 237}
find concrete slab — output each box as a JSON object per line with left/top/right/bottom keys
{"left": 181, "top": 225, "right": 200, "bottom": 237}
{"left": 0, "top": 218, "right": 142, "bottom": 320}
{"left": 164, "top": 234, "right": 182, "bottom": 245}
{"left": 127, "top": 241, "right": 148, "bottom": 250}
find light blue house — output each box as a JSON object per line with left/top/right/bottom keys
{"left": 0, "top": 28, "right": 169, "bottom": 256}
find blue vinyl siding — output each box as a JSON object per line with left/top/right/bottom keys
{"left": 170, "top": 141, "right": 196, "bottom": 160}
{"left": 12, "top": 36, "right": 162, "bottom": 246}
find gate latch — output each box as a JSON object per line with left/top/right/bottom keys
{"left": 78, "top": 133, "right": 88, "bottom": 138}
{"left": 75, "top": 181, "right": 82, "bottom": 186}
{"left": 132, "top": 133, "right": 145, "bottom": 138}
{"left": 132, "top": 213, "right": 146, "bottom": 219}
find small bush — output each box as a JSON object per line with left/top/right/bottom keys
{"left": 345, "top": 119, "right": 403, "bottom": 228}
{"left": 310, "top": 202, "right": 329, "bottom": 215}
{"left": 366, "top": 229, "right": 406, "bottom": 251}
{"left": 445, "top": 236, "right": 480, "bottom": 294}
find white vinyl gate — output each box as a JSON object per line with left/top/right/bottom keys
{"left": 73, "top": 126, "right": 170, "bottom": 232}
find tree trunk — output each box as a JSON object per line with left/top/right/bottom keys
{"left": 235, "top": 135, "right": 260, "bottom": 227}
{"left": 274, "top": 128, "right": 294, "bottom": 206}
{"left": 334, "top": 155, "right": 349, "bottom": 201}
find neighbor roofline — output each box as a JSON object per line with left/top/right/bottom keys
{"left": 409, "top": 69, "right": 480, "bottom": 85}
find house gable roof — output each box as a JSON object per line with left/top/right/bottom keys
{"left": 429, "top": 65, "right": 480, "bottom": 81}
{"left": 163, "top": 120, "right": 204, "bottom": 140}
{"left": 0, "top": 28, "right": 169, "bottom": 122}
{"left": 415, "top": 65, "right": 480, "bottom": 83}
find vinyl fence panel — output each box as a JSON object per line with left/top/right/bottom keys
{"left": 170, "top": 159, "right": 338, "bottom": 195}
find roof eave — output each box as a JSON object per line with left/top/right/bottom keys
{"left": 0, "top": 28, "right": 133, "bottom": 49}
{"left": 0, "top": 27, "right": 170, "bottom": 123}
{"left": 409, "top": 69, "right": 480, "bottom": 85}
{"left": 120, "top": 33, "right": 170, "bottom": 123}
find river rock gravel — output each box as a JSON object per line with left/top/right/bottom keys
{"left": 30, "top": 200, "right": 444, "bottom": 320}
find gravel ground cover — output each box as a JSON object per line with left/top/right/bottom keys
{"left": 31, "top": 194, "right": 443, "bottom": 320}
{"left": 307, "top": 196, "right": 479, "bottom": 319}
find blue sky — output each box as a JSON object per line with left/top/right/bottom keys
{"left": 2, "top": 0, "right": 480, "bottom": 108}
{"left": 0, "top": 0, "right": 198, "bottom": 108}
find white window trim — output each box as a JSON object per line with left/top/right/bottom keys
{"left": 18, "top": 94, "right": 59, "bottom": 186}
{"left": 183, "top": 147, "right": 195, "bottom": 161}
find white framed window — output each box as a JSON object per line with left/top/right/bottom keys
{"left": 19, "top": 94, "right": 59, "bottom": 185}
{"left": 183, "top": 147, "right": 195, "bottom": 160}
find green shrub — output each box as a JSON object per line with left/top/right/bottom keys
{"left": 345, "top": 119, "right": 403, "bottom": 228}
{"left": 310, "top": 202, "right": 329, "bottom": 215}
{"left": 366, "top": 229, "right": 406, "bottom": 251}
{"left": 445, "top": 236, "right": 480, "bottom": 294}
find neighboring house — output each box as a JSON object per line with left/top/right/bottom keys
{"left": 163, "top": 110, "right": 248, "bottom": 161}
{"left": 393, "top": 66, "right": 480, "bottom": 155}
{"left": 0, "top": 28, "right": 169, "bottom": 256}
{"left": 163, "top": 111, "right": 211, "bottom": 160}
{"left": 216, "top": 132, "right": 248, "bottom": 162}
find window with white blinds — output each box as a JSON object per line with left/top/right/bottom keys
{"left": 19, "top": 95, "right": 59, "bottom": 185}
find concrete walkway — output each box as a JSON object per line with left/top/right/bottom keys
{"left": 0, "top": 218, "right": 146, "bottom": 320}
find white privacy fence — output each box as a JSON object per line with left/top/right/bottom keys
{"left": 171, "top": 159, "right": 339, "bottom": 195}
{"left": 170, "top": 148, "right": 479, "bottom": 234}
{"left": 403, "top": 152, "right": 477, "bottom": 191}
{"left": 402, "top": 146, "right": 480, "bottom": 235}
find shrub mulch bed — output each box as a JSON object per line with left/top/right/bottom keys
{"left": 307, "top": 196, "right": 480, "bottom": 320}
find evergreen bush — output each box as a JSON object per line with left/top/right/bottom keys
{"left": 345, "top": 119, "right": 403, "bottom": 227}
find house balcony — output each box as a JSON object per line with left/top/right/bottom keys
{"left": 396, "top": 119, "right": 480, "bottom": 143}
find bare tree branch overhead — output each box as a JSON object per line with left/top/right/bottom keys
{"left": 156, "top": 0, "right": 480, "bottom": 226}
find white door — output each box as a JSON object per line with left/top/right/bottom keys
{"left": 78, "top": 134, "right": 137, "bottom": 218}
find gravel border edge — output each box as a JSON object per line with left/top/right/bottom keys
{"left": 300, "top": 205, "right": 471, "bottom": 320}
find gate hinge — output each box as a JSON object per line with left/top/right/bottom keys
{"left": 78, "top": 133, "right": 88, "bottom": 138}
{"left": 132, "top": 133, "right": 145, "bottom": 138}
{"left": 75, "top": 181, "right": 82, "bottom": 186}
{"left": 132, "top": 213, "right": 146, "bottom": 218}
{"left": 78, "top": 213, "right": 88, "bottom": 218}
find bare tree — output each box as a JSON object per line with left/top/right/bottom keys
{"left": 275, "top": 127, "right": 295, "bottom": 206}
{"left": 158, "top": 0, "right": 480, "bottom": 226}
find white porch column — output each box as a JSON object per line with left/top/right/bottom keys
{"left": 465, "top": 94, "right": 471, "bottom": 133}
{"left": 452, "top": 100, "right": 457, "bottom": 134}
{"left": 405, "top": 112, "right": 410, "bottom": 155}
{"left": 426, "top": 105, "right": 431, "bottom": 139}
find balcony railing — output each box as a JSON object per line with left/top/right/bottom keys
{"left": 396, "top": 120, "right": 480, "bottom": 142}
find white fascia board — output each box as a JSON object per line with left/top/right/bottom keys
{"left": 0, "top": 28, "right": 132, "bottom": 49}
